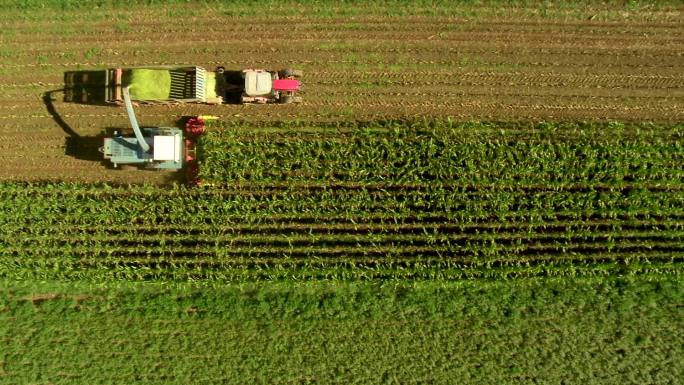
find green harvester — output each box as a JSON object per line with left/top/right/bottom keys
{"left": 102, "top": 86, "right": 185, "bottom": 170}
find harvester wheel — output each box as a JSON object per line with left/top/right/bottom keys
{"left": 185, "top": 139, "right": 196, "bottom": 161}
{"left": 186, "top": 161, "right": 201, "bottom": 187}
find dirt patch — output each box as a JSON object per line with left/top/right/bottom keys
{"left": 20, "top": 293, "right": 61, "bottom": 305}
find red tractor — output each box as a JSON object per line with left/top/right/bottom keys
{"left": 218, "top": 67, "right": 303, "bottom": 104}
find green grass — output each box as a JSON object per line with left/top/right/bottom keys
{"left": 1, "top": 1, "right": 681, "bottom": 20}
{"left": 1, "top": 275, "right": 682, "bottom": 384}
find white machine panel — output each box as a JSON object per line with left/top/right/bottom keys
{"left": 153, "top": 136, "right": 178, "bottom": 161}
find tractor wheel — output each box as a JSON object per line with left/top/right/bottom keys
{"left": 216, "top": 66, "right": 225, "bottom": 74}
{"left": 280, "top": 68, "right": 303, "bottom": 78}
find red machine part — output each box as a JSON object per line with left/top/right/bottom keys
{"left": 185, "top": 116, "right": 205, "bottom": 137}
{"left": 272, "top": 79, "right": 301, "bottom": 92}
{"left": 185, "top": 139, "right": 195, "bottom": 161}
{"left": 184, "top": 116, "right": 204, "bottom": 186}
{"left": 186, "top": 160, "right": 201, "bottom": 186}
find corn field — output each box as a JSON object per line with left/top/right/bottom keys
{"left": 2, "top": 120, "right": 682, "bottom": 282}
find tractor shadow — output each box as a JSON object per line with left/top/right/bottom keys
{"left": 64, "top": 136, "right": 105, "bottom": 162}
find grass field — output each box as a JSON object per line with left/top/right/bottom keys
{"left": 0, "top": 0, "right": 683, "bottom": 383}
{"left": 3, "top": 277, "right": 683, "bottom": 384}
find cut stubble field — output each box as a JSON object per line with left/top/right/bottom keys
{"left": 0, "top": 1, "right": 682, "bottom": 184}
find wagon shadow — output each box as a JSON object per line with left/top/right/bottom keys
{"left": 43, "top": 89, "right": 80, "bottom": 137}
{"left": 62, "top": 70, "right": 109, "bottom": 105}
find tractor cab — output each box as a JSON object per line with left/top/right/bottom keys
{"left": 244, "top": 71, "right": 273, "bottom": 96}
{"left": 151, "top": 135, "right": 182, "bottom": 162}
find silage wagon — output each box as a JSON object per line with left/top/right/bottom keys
{"left": 100, "top": 66, "right": 302, "bottom": 105}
